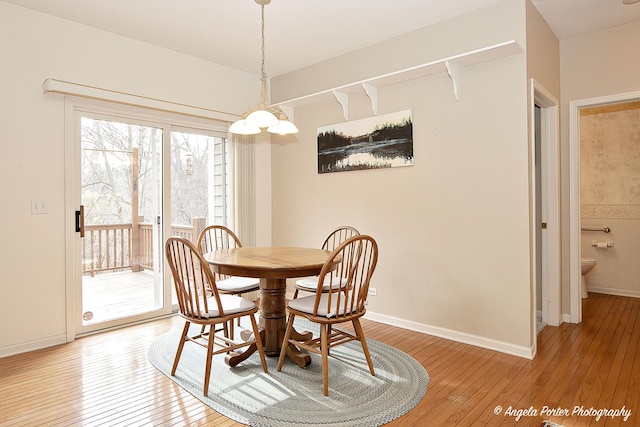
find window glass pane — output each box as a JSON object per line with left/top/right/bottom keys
{"left": 170, "top": 132, "right": 229, "bottom": 233}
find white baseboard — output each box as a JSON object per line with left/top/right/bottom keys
{"left": 588, "top": 287, "right": 640, "bottom": 299}
{"left": 286, "top": 293, "right": 534, "bottom": 358}
{"left": 364, "top": 311, "right": 534, "bottom": 360}
{"left": 0, "top": 334, "right": 67, "bottom": 359}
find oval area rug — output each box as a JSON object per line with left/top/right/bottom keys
{"left": 148, "top": 319, "right": 429, "bottom": 427}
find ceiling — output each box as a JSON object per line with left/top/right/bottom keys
{"left": 3, "top": 0, "right": 640, "bottom": 77}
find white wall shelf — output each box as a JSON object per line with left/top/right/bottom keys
{"left": 275, "top": 40, "right": 522, "bottom": 121}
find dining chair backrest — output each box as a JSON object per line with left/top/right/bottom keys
{"left": 166, "top": 237, "right": 225, "bottom": 320}
{"left": 197, "top": 225, "right": 243, "bottom": 252}
{"left": 197, "top": 225, "right": 243, "bottom": 281}
{"left": 321, "top": 226, "right": 360, "bottom": 252}
{"left": 321, "top": 226, "right": 360, "bottom": 289}
{"left": 292, "top": 226, "right": 361, "bottom": 300}
{"left": 312, "top": 234, "right": 378, "bottom": 319}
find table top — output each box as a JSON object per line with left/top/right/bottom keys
{"left": 205, "top": 246, "right": 333, "bottom": 279}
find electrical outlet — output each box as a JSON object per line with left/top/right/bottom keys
{"left": 368, "top": 287, "right": 377, "bottom": 296}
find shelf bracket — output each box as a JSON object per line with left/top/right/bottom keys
{"left": 445, "top": 60, "right": 460, "bottom": 101}
{"left": 279, "top": 104, "right": 294, "bottom": 123}
{"left": 362, "top": 83, "right": 378, "bottom": 115}
{"left": 333, "top": 90, "right": 349, "bottom": 120}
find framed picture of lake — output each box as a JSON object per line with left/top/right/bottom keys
{"left": 317, "top": 110, "right": 413, "bottom": 174}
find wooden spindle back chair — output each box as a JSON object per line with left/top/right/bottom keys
{"left": 165, "top": 237, "right": 267, "bottom": 396}
{"left": 278, "top": 234, "right": 378, "bottom": 396}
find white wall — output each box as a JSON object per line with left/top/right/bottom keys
{"left": 270, "top": 0, "right": 535, "bottom": 356}
{"left": 560, "top": 21, "right": 640, "bottom": 314}
{"left": 526, "top": 1, "right": 560, "bottom": 95}
{"left": 0, "top": 3, "right": 270, "bottom": 355}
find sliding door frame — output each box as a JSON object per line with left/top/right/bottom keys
{"left": 63, "top": 96, "right": 244, "bottom": 340}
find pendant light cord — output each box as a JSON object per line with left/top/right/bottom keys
{"left": 259, "top": 2, "right": 269, "bottom": 106}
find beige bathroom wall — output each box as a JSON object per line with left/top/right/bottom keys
{"left": 580, "top": 102, "right": 640, "bottom": 297}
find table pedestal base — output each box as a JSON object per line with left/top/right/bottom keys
{"left": 225, "top": 278, "right": 312, "bottom": 368}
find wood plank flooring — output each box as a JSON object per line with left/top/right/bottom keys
{"left": 1, "top": 293, "right": 638, "bottom": 426}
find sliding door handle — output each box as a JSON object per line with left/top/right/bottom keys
{"left": 75, "top": 205, "right": 85, "bottom": 238}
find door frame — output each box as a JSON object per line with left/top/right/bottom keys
{"left": 568, "top": 90, "right": 640, "bottom": 324}
{"left": 530, "top": 79, "right": 561, "bottom": 347}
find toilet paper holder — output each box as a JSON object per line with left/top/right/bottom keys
{"left": 592, "top": 240, "right": 613, "bottom": 248}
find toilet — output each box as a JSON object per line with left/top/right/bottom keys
{"left": 581, "top": 258, "right": 596, "bottom": 299}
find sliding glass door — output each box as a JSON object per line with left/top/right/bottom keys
{"left": 72, "top": 104, "right": 232, "bottom": 336}
{"left": 79, "top": 115, "right": 165, "bottom": 332}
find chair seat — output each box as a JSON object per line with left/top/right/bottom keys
{"left": 288, "top": 293, "right": 353, "bottom": 318}
{"left": 295, "top": 276, "right": 347, "bottom": 292}
{"left": 205, "top": 294, "right": 256, "bottom": 318}
{"left": 216, "top": 276, "right": 260, "bottom": 293}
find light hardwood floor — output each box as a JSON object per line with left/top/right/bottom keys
{"left": 1, "top": 293, "right": 638, "bottom": 426}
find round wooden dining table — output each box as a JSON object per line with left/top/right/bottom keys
{"left": 205, "top": 246, "right": 333, "bottom": 368}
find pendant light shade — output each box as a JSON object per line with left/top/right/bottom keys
{"left": 228, "top": 117, "right": 261, "bottom": 135}
{"left": 246, "top": 107, "right": 279, "bottom": 128}
{"left": 229, "top": 0, "right": 297, "bottom": 136}
{"left": 267, "top": 113, "right": 299, "bottom": 135}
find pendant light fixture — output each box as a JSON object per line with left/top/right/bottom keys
{"left": 229, "top": 0, "right": 298, "bottom": 135}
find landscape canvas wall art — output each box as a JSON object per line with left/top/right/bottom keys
{"left": 317, "top": 110, "right": 413, "bottom": 174}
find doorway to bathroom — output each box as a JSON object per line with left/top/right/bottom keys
{"left": 531, "top": 80, "right": 561, "bottom": 342}
{"left": 569, "top": 91, "right": 640, "bottom": 324}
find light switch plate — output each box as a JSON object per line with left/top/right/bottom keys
{"left": 31, "top": 200, "right": 48, "bottom": 214}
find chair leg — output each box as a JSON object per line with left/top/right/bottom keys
{"left": 292, "top": 289, "right": 299, "bottom": 299}
{"left": 277, "top": 314, "right": 296, "bottom": 371}
{"left": 320, "top": 323, "right": 330, "bottom": 396}
{"left": 237, "top": 293, "right": 243, "bottom": 327}
{"left": 171, "top": 322, "right": 190, "bottom": 376}
{"left": 203, "top": 324, "right": 216, "bottom": 396}
{"left": 352, "top": 318, "right": 375, "bottom": 376}
{"left": 229, "top": 320, "right": 235, "bottom": 340}
{"left": 249, "top": 314, "right": 268, "bottom": 373}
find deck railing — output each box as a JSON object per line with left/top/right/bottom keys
{"left": 83, "top": 218, "right": 206, "bottom": 276}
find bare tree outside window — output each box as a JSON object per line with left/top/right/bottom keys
{"left": 81, "top": 119, "right": 228, "bottom": 228}
{"left": 80, "top": 117, "right": 229, "bottom": 276}
{"left": 170, "top": 132, "right": 210, "bottom": 226}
